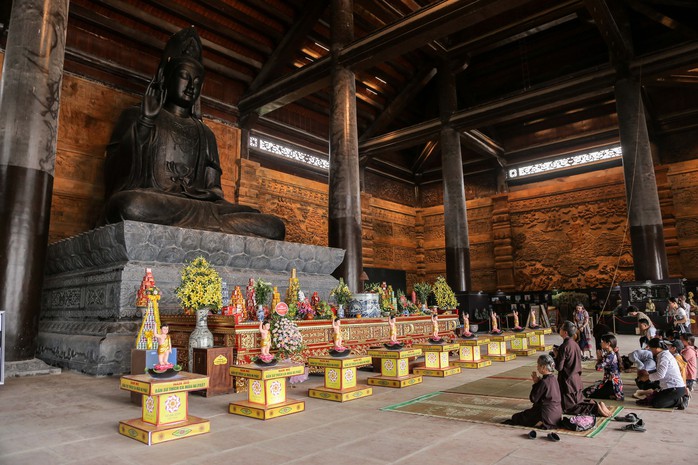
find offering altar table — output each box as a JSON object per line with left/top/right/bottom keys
{"left": 119, "top": 372, "right": 210, "bottom": 445}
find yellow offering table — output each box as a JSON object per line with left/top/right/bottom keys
{"left": 486, "top": 333, "right": 517, "bottom": 362}
{"left": 119, "top": 371, "right": 210, "bottom": 445}
{"left": 307, "top": 355, "right": 373, "bottom": 402}
{"left": 510, "top": 331, "right": 538, "bottom": 356}
{"left": 229, "top": 362, "right": 305, "bottom": 420}
{"left": 453, "top": 337, "right": 492, "bottom": 369}
{"left": 528, "top": 327, "right": 554, "bottom": 351}
{"left": 367, "top": 348, "right": 423, "bottom": 388}
{"left": 412, "top": 342, "right": 461, "bottom": 377}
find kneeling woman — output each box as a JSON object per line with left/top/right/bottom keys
{"left": 506, "top": 354, "right": 562, "bottom": 429}
{"left": 583, "top": 333, "right": 624, "bottom": 401}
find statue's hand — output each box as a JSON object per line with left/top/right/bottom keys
{"left": 142, "top": 77, "right": 166, "bottom": 119}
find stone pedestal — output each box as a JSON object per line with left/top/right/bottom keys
{"left": 453, "top": 337, "right": 492, "bottom": 369}
{"left": 119, "top": 372, "right": 210, "bottom": 445}
{"left": 486, "top": 333, "right": 516, "bottom": 362}
{"left": 413, "top": 343, "right": 461, "bottom": 377}
{"left": 38, "top": 221, "right": 344, "bottom": 375}
{"left": 307, "top": 355, "right": 373, "bottom": 402}
{"left": 367, "top": 348, "right": 423, "bottom": 388}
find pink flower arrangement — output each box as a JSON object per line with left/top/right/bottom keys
{"left": 270, "top": 316, "right": 304, "bottom": 359}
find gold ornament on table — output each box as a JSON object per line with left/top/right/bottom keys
{"left": 232, "top": 285, "right": 246, "bottom": 321}
{"left": 285, "top": 268, "right": 301, "bottom": 305}
{"left": 271, "top": 286, "right": 281, "bottom": 310}
{"left": 135, "top": 268, "right": 162, "bottom": 350}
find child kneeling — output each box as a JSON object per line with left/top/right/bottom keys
{"left": 505, "top": 354, "right": 562, "bottom": 429}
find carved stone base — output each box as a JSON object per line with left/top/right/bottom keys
{"left": 4, "top": 358, "right": 62, "bottom": 377}
{"left": 38, "top": 221, "right": 345, "bottom": 375}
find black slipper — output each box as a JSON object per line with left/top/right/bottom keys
{"left": 614, "top": 412, "right": 639, "bottom": 422}
{"left": 528, "top": 430, "right": 537, "bottom": 439}
{"left": 547, "top": 432, "right": 560, "bottom": 442}
{"left": 620, "top": 419, "right": 646, "bottom": 432}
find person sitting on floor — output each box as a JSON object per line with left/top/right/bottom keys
{"left": 583, "top": 333, "right": 624, "bottom": 401}
{"left": 636, "top": 338, "right": 688, "bottom": 409}
{"left": 668, "top": 339, "right": 688, "bottom": 386}
{"left": 637, "top": 318, "right": 657, "bottom": 349}
{"left": 504, "top": 354, "right": 562, "bottom": 429}
{"left": 553, "top": 320, "right": 584, "bottom": 413}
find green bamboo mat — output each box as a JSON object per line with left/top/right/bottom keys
{"left": 381, "top": 391, "right": 623, "bottom": 438}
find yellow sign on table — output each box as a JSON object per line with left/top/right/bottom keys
{"left": 511, "top": 331, "right": 537, "bottom": 356}
{"left": 412, "top": 343, "right": 461, "bottom": 377}
{"left": 307, "top": 355, "right": 373, "bottom": 402}
{"left": 119, "top": 371, "right": 210, "bottom": 445}
{"left": 367, "top": 348, "right": 423, "bottom": 388}
{"left": 453, "top": 337, "right": 492, "bottom": 369}
{"left": 486, "top": 333, "right": 517, "bottom": 362}
{"left": 529, "top": 327, "right": 554, "bottom": 351}
{"left": 229, "top": 361, "right": 305, "bottom": 420}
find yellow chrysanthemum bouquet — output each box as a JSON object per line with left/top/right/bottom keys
{"left": 175, "top": 256, "right": 223, "bottom": 314}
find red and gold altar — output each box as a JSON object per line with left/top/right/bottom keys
{"left": 166, "top": 313, "right": 459, "bottom": 391}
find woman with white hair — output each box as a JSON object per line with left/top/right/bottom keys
{"left": 503, "top": 354, "right": 562, "bottom": 429}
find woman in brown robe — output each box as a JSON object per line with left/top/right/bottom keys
{"left": 554, "top": 320, "right": 584, "bottom": 412}
{"left": 505, "top": 354, "right": 562, "bottom": 429}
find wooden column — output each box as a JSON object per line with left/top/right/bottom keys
{"left": 615, "top": 74, "right": 669, "bottom": 281}
{"left": 438, "top": 64, "right": 471, "bottom": 293}
{"left": 0, "top": 0, "right": 69, "bottom": 361}
{"left": 328, "top": 0, "right": 362, "bottom": 292}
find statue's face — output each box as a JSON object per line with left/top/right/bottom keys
{"left": 166, "top": 61, "right": 203, "bottom": 108}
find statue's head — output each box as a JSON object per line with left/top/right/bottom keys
{"left": 159, "top": 27, "right": 205, "bottom": 112}
{"left": 164, "top": 57, "right": 204, "bottom": 109}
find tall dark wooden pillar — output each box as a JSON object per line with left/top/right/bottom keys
{"left": 438, "top": 65, "right": 471, "bottom": 293}
{"left": 0, "top": 0, "right": 69, "bottom": 361}
{"left": 615, "top": 74, "right": 669, "bottom": 281}
{"left": 328, "top": 0, "right": 362, "bottom": 292}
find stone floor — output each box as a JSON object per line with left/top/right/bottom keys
{"left": 1, "top": 334, "right": 696, "bottom": 465}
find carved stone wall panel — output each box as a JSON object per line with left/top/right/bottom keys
{"left": 364, "top": 172, "right": 416, "bottom": 205}
{"left": 510, "top": 197, "right": 632, "bottom": 289}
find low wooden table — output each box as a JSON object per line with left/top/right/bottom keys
{"left": 452, "top": 337, "right": 492, "bottom": 369}
{"left": 307, "top": 355, "right": 373, "bottom": 402}
{"left": 412, "top": 342, "right": 461, "bottom": 377}
{"left": 367, "top": 348, "right": 423, "bottom": 388}
{"left": 528, "top": 327, "right": 554, "bottom": 351}
{"left": 486, "top": 333, "right": 517, "bottom": 362}
{"left": 229, "top": 362, "right": 305, "bottom": 420}
{"left": 119, "top": 371, "right": 210, "bottom": 445}
{"left": 510, "top": 331, "right": 537, "bottom": 356}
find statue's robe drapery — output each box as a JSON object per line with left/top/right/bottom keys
{"left": 103, "top": 107, "right": 285, "bottom": 240}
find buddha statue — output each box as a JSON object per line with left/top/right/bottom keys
{"left": 101, "top": 27, "right": 285, "bottom": 240}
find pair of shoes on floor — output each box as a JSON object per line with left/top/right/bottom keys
{"left": 620, "top": 419, "right": 646, "bottom": 432}
{"left": 526, "top": 430, "right": 560, "bottom": 441}
{"left": 614, "top": 412, "right": 640, "bottom": 423}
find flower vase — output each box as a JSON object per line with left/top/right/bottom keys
{"left": 337, "top": 304, "right": 345, "bottom": 318}
{"left": 188, "top": 307, "right": 214, "bottom": 371}
{"left": 257, "top": 304, "right": 265, "bottom": 322}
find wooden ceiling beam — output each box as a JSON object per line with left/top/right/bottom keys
{"left": 360, "top": 42, "right": 698, "bottom": 154}
{"left": 460, "top": 131, "right": 506, "bottom": 167}
{"left": 239, "top": 1, "right": 327, "bottom": 129}
{"left": 623, "top": 0, "right": 698, "bottom": 39}
{"left": 70, "top": 3, "right": 254, "bottom": 83}
{"left": 144, "top": 0, "right": 272, "bottom": 54}
{"left": 411, "top": 139, "right": 439, "bottom": 173}
{"left": 446, "top": 0, "right": 583, "bottom": 56}
{"left": 360, "top": 66, "right": 437, "bottom": 142}
{"left": 239, "top": 0, "right": 535, "bottom": 116}
{"left": 96, "top": 0, "right": 262, "bottom": 69}
{"left": 583, "top": 0, "right": 634, "bottom": 64}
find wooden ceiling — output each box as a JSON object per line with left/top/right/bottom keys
{"left": 4, "top": 0, "right": 698, "bottom": 185}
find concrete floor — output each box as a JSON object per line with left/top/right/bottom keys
{"left": 1, "top": 334, "right": 696, "bottom": 465}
